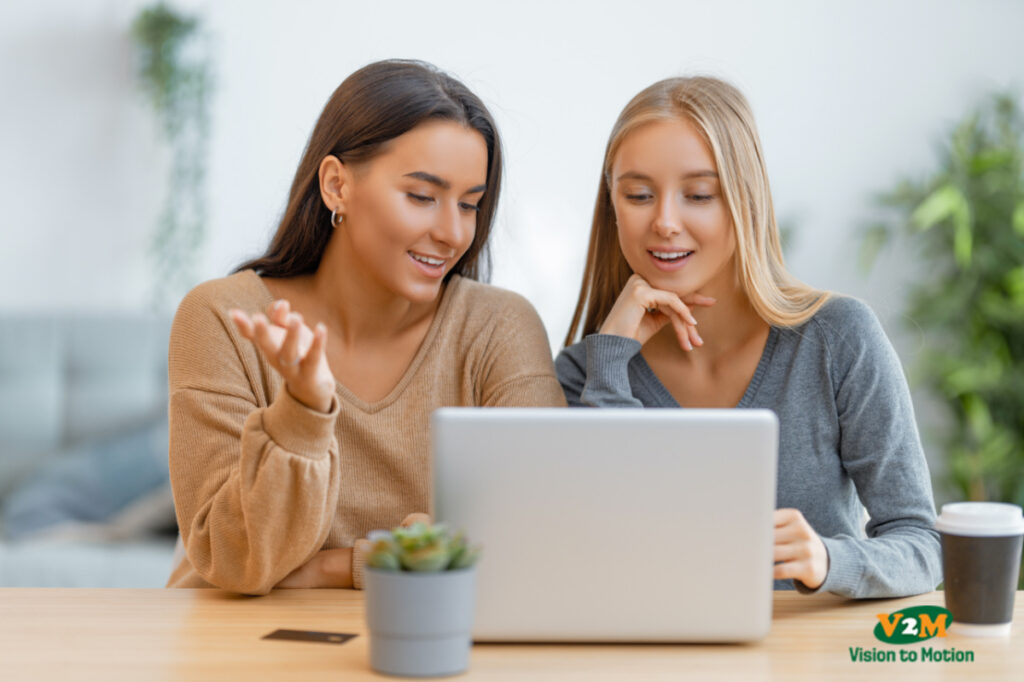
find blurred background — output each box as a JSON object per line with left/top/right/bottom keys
{"left": 1, "top": 0, "right": 1022, "bottom": 587}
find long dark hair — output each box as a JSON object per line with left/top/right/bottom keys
{"left": 236, "top": 59, "right": 502, "bottom": 282}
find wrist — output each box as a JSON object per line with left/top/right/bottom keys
{"left": 351, "top": 539, "right": 373, "bottom": 590}
{"left": 598, "top": 319, "right": 635, "bottom": 340}
{"left": 285, "top": 383, "right": 332, "bottom": 414}
{"left": 320, "top": 548, "right": 354, "bottom": 588}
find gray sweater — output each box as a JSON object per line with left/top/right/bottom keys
{"left": 555, "top": 296, "right": 942, "bottom": 598}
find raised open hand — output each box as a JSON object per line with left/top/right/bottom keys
{"left": 230, "top": 300, "right": 334, "bottom": 413}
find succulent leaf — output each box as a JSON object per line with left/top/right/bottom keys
{"left": 365, "top": 522, "right": 480, "bottom": 572}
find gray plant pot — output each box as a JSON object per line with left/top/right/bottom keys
{"left": 364, "top": 567, "right": 477, "bottom": 678}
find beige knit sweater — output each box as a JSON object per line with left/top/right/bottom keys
{"left": 166, "top": 270, "right": 565, "bottom": 594}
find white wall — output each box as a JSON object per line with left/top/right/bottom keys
{"left": 2, "top": 0, "right": 1023, "bottom": 494}
{"left": 4, "top": 0, "right": 1022, "bottom": 323}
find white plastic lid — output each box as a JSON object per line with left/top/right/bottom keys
{"left": 951, "top": 622, "right": 1012, "bottom": 637}
{"left": 934, "top": 502, "right": 1024, "bottom": 537}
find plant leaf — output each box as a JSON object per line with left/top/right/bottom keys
{"left": 367, "top": 549, "right": 401, "bottom": 571}
{"left": 449, "top": 546, "right": 481, "bottom": 570}
{"left": 1013, "top": 201, "right": 1024, "bottom": 237}
{"left": 953, "top": 201, "right": 973, "bottom": 268}
{"left": 912, "top": 184, "right": 963, "bottom": 231}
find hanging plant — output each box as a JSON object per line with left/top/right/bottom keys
{"left": 131, "top": 2, "right": 212, "bottom": 308}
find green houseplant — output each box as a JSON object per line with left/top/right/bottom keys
{"left": 860, "top": 92, "right": 1024, "bottom": 584}
{"left": 364, "top": 523, "right": 481, "bottom": 677}
{"left": 131, "top": 2, "right": 212, "bottom": 308}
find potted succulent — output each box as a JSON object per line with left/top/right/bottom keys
{"left": 364, "top": 523, "right": 481, "bottom": 678}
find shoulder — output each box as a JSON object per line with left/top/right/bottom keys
{"left": 444, "top": 276, "right": 547, "bottom": 336}
{"left": 169, "top": 271, "right": 267, "bottom": 386}
{"left": 789, "top": 294, "right": 902, "bottom": 384}
{"left": 440, "top": 277, "right": 556, "bottom": 369}
{"left": 801, "top": 295, "right": 889, "bottom": 353}
{"left": 175, "top": 270, "right": 269, "bottom": 321}
{"left": 807, "top": 295, "right": 879, "bottom": 332}
{"left": 447, "top": 276, "right": 539, "bottom": 319}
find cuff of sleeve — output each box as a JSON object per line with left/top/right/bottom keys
{"left": 804, "top": 535, "right": 861, "bottom": 596}
{"left": 585, "top": 333, "right": 643, "bottom": 365}
{"left": 351, "top": 539, "right": 373, "bottom": 590}
{"left": 262, "top": 387, "right": 340, "bottom": 459}
{"left": 582, "top": 334, "right": 642, "bottom": 402}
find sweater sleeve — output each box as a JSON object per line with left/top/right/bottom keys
{"left": 807, "top": 299, "right": 943, "bottom": 598}
{"left": 167, "top": 285, "right": 343, "bottom": 595}
{"left": 473, "top": 292, "right": 566, "bottom": 407}
{"left": 555, "top": 334, "right": 644, "bottom": 407}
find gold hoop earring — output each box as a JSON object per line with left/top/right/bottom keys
{"left": 331, "top": 208, "right": 344, "bottom": 228}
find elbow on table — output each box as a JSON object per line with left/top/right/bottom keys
{"left": 185, "top": 548, "right": 287, "bottom": 596}
{"left": 200, "top": 569, "right": 279, "bottom": 596}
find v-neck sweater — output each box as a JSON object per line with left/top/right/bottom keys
{"left": 167, "top": 270, "right": 566, "bottom": 593}
{"left": 555, "top": 295, "right": 942, "bottom": 599}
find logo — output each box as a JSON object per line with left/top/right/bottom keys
{"left": 848, "top": 606, "right": 974, "bottom": 664}
{"left": 873, "top": 606, "right": 951, "bottom": 644}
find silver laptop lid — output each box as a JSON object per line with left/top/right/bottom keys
{"left": 432, "top": 408, "right": 778, "bottom": 643}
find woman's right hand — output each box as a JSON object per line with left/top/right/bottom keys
{"left": 274, "top": 512, "right": 432, "bottom": 590}
{"left": 599, "top": 274, "right": 717, "bottom": 350}
{"left": 229, "top": 300, "right": 335, "bottom": 413}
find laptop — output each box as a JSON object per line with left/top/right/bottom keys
{"left": 431, "top": 407, "right": 778, "bottom": 643}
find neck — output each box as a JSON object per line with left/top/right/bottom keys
{"left": 650, "top": 271, "right": 768, "bottom": 366}
{"left": 307, "top": 232, "right": 440, "bottom": 346}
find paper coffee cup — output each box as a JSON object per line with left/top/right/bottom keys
{"left": 935, "top": 502, "right": 1024, "bottom": 637}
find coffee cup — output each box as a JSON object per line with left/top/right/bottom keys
{"left": 935, "top": 502, "right": 1024, "bottom": 637}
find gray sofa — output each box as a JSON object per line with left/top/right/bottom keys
{"left": 0, "top": 314, "right": 177, "bottom": 586}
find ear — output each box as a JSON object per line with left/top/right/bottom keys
{"left": 318, "top": 155, "right": 353, "bottom": 214}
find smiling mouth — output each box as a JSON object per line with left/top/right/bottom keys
{"left": 409, "top": 252, "right": 446, "bottom": 267}
{"left": 649, "top": 250, "right": 694, "bottom": 263}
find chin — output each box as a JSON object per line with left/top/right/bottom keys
{"left": 399, "top": 279, "right": 446, "bottom": 305}
{"left": 642, "top": 270, "right": 705, "bottom": 298}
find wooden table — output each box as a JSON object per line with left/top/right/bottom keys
{"left": 1, "top": 589, "right": 1020, "bottom": 680}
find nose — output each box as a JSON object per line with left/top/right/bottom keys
{"left": 431, "top": 200, "right": 472, "bottom": 251}
{"left": 651, "top": 195, "right": 682, "bottom": 238}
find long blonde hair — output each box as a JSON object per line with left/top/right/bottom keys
{"left": 564, "top": 76, "right": 828, "bottom": 346}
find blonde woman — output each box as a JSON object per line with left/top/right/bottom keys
{"left": 557, "top": 76, "right": 941, "bottom": 598}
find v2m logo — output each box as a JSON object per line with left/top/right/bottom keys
{"left": 874, "top": 606, "right": 952, "bottom": 644}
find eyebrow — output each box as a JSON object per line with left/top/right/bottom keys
{"left": 404, "top": 171, "right": 486, "bottom": 194}
{"left": 615, "top": 170, "right": 718, "bottom": 183}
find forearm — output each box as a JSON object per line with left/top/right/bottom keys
{"left": 482, "top": 374, "right": 567, "bottom": 407}
{"left": 809, "top": 527, "right": 942, "bottom": 598}
{"left": 276, "top": 548, "right": 354, "bottom": 589}
{"left": 171, "top": 388, "right": 343, "bottom": 595}
{"left": 579, "top": 334, "right": 644, "bottom": 407}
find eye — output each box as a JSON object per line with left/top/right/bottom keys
{"left": 458, "top": 202, "right": 481, "bottom": 213}
{"left": 688, "top": 194, "right": 714, "bottom": 203}
{"left": 625, "top": 193, "right": 653, "bottom": 203}
{"left": 407, "top": 193, "right": 435, "bottom": 205}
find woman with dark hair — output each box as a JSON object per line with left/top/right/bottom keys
{"left": 167, "top": 60, "right": 565, "bottom": 595}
